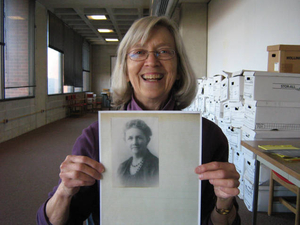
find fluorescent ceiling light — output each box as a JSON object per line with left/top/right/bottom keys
{"left": 105, "top": 38, "right": 119, "bottom": 42}
{"left": 98, "top": 29, "right": 114, "bottom": 33}
{"left": 8, "top": 16, "right": 25, "bottom": 20}
{"left": 87, "top": 15, "right": 107, "bottom": 20}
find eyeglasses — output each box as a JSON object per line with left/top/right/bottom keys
{"left": 127, "top": 49, "right": 176, "bottom": 61}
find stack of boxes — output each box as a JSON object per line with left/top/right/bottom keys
{"left": 185, "top": 68, "right": 300, "bottom": 212}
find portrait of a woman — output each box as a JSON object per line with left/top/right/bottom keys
{"left": 117, "top": 119, "right": 159, "bottom": 187}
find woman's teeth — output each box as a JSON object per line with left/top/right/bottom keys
{"left": 142, "top": 74, "right": 163, "bottom": 81}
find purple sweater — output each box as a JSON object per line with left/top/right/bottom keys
{"left": 37, "top": 97, "right": 240, "bottom": 224}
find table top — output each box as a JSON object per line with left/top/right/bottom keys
{"left": 241, "top": 139, "right": 300, "bottom": 182}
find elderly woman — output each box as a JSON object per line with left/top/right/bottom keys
{"left": 37, "top": 16, "right": 240, "bottom": 225}
{"left": 117, "top": 119, "right": 159, "bottom": 187}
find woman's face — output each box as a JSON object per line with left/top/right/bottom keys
{"left": 125, "top": 127, "right": 149, "bottom": 155}
{"left": 126, "top": 26, "right": 178, "bottom": 108}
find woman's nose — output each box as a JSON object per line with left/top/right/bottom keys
{"left": 144, "top": 52, "right": 160, "bottom": 66}
{"left": 133, "top": 137, "right": 138, "bottom": 144}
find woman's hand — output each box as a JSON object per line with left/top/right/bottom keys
{"left": 59, "top": 155, "right": 105, "bottom": 197}
{"left": 46, "top": 155, "right": 105, "bottom": 224}
{"left": 195, "top": 161, "right": 240, "bottom": 199}
{"left": 195, "top": 162, "right": 240, "bottom": 224}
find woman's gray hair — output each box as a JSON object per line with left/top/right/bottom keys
{"left": 111, "top": 16, "right": 197, "bottom": 110}
{"left": 123, "top": 119, "right": 152, "bottom": 141}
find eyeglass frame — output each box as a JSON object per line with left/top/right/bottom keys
{"left": 127, "top": 48, "right": 176, "bottom": 61}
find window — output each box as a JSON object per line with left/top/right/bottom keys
{"left": 1, "top": 0, "right": 35, "bottom": 99}
{"left": 47, "top": 47, "right": 63, "bottom": 95}
{"left": 0, "top": 0, "right": 3, "bottom": 99}
{"left": 47, "top": 12, "right": 88, "bottom": 95}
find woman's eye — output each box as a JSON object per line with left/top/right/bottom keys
{"left": 159, "top": 49, "right": 170, "bottom": 54}
{"left": 133, "top": 50, "right": 146, "bottom": 55}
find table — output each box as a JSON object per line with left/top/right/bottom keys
{"left": 241, "top": 139, "right": 300, "bottom": 225}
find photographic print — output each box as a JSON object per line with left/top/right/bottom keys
{"left": 99, "top": 111, "right": 202, "bottom": 225}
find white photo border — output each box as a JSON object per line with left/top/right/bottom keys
{"left": 99, "top": 111, "right": 202, "bottom": 225}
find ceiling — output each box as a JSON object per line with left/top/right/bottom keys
{"left": 36, "top": 0, "right": 209, "bottom": 45}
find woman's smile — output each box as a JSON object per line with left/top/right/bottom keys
{"left": 141, "top": 73, "right": 164, "bottom": 81}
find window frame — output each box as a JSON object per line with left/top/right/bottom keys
{"left": 1, "top": 0, "right": 35, "bottom": 100}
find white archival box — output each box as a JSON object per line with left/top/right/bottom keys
{"left": 243, "top": 154, "right": 270, "bottom": 185}
{"left": 242, "top": 125, "right": 300, "bottom": 140}
{"left": 233, "top": 147, "right": 244, "bottom": 177}
{"left": 227, "top": 126, "right": 242, "bottom": 150}
{"left": 243, "top": 71, "right": 300, "bottom": 102}
{"left": 203, "top": 77, "right": 214, "bottom": 98}
{"left": 214, "top": 100, "right": 223, "bottom": 118}
{"left": 220, "top": 78, "right": 229, "bottom": 102}
{"left": 229, "top": 76, "right": 244, "bottom": 101}
{"left": 229, "top": 101, "right": 245, "bottom": 128}
{"left": 243, "top": 100, "right": 300, "bottom": 130}
{"left": 213, "top": 75, "right": 224, "bottom": 101}
{"left": 222, "top": 101, "right": 231, "bottom": 122}
{"left": 238, "top": 176, "right": 244, "bottom": 200}
{"left": 228, "top": 145, "right": 234, "bottom": 163}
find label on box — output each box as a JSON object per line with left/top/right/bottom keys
{"left": 274, "top": 62, "right": 279, "bottom": 72}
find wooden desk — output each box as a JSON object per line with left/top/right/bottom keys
{"left": 241, "top": 139, "right": 300, "bottom": 225}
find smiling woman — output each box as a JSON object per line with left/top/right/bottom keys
{"left": 111, "top": 16, "right": 197, "bottom": 110}
{"left": 37, "top": 16, "right": 240, "bottom": 225}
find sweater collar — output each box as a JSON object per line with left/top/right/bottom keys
{"left": 126, "top": 95, "right": 176, "bottom": 111}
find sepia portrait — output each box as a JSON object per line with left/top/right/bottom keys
{"left": 111, "top": 117, "right": 159, "bottom": 187}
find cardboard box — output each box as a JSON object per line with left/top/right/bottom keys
{"left": 220, "top": 78, "right": 229, "bottom": 102}
{"left": 229, "top": 76, "right": 244, "bottom": 101}
{"left": 214, "top": 100, "right": 223, "bottom": 118}
{"left": 229, "top": 101, "right": 244, "bottom": 128}
{"left": 233, "top": 148, "right": 244, "bottom": 177}
{"left": 228, "top": 127, "right": 242, "bottom": 150}
{"left": 243, "top": 70, "right": 300, "bottom": 102}
{"left": 213, "top": 75, "right": 224, "bottom": 101}
{"left": 243, "top": 154, "right": 270, "bottom": 185}
{"left": 267, "top": 45, "right": 300, "bottom": 73}
{"left": 238, "top": 177, "right": 244, "bottom": 200}
{"left": 242, "top": 125, "right": 300, "bottom": 140}
{"left": 203, "top": 77, "right": 214, "bottom": 97}
{"left": 228, "top": 146, "right": 234, "bottom": 163}
{"left": 222, "top": 101, "right": 231, "bottom": 122}
{"left": 242, "top": 146, "right": 255, "bottom": 160}
{"left": 244, "top": 100, "right": 300, "bottom": 130}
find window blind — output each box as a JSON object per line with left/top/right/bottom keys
{"left": 63, "top": 24, "right": 74, "bottom": 86}
{"left": 48, "top": 11, "right": 64, "bottom": 52}
{"left": 74, "top": 33, "right": 83, "bottom": 87}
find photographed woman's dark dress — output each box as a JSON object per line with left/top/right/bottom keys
{"left": 117, "top": 149, "right": 159, "bottom": 187}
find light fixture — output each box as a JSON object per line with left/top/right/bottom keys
{"left": 98, "top": 29, "right": 114, "bottom": 33}
{"left": 105, "top": 38, "right": 119, "bottom": 42}
{"left": 8, "top": 16, "right": 25, "bottom": 20}
{"left": 87, "top": 15, "right": 107, "bottom": 20}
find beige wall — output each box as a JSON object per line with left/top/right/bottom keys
{"left": 91, "top": 45, "right": 118, "bottom": 96}
{"left": 179, "top": 3, "right": 207, "bottom": 79}
{"left": 207, "top": 0, "right": 300, "bottom": 76}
